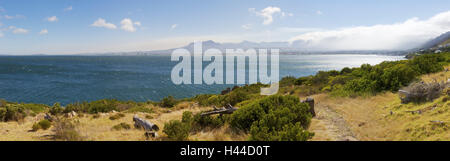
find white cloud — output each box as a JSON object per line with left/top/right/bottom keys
{"left": 12, "top": 28, "right": 28, "bottom": 34}
{"left": 46, "top": 16, "right": 58, "bottom": 22}
{"left": 39, "top": 29, "right": 48, "bottom": 35}
{"left": 171, "top": 24, "right": 178, "bottom": 30}
{"left": 64, "top": 6, "right": 73, "bottom": 11}
{"left": 91, "top": 18, "right": 117, "bottom": 29}
{"left": 290, "top": 11, "right": 450, "bottom": 50}
{"left": 242, "top": 24, "right": 252, "bottom": 30}
{"left": 120, "top": 18, "right": 138, "bottom": 32}
{"left": 4, "top": 14, "right": 25, "bottom": 19}
{"left": 250, "top": 6, "right": 282, "bottom": 25}
{"left": 134, "top": 21, "right": 142, "bottom": 26}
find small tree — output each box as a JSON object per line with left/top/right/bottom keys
{"left": 160, "top": 96, "right": 177, "bottom": 108}
{"left": 49, "top": 103, "right": 63, "bottom": 115}
{"left": 163, "top": 120, "right": 190, "bottom": 141}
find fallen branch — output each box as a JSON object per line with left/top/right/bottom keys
{"left": 201, "top": 104, "right": 237, "bottom": 116}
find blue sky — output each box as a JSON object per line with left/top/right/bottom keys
{"left": 0, "top": 0, "right": 449, "bottom": 54}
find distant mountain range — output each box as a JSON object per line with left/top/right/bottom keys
{"left": 80, "top": 31, "right": 450, "bottom": 56}
{"left": 420, "top": 31, "right": 450, "bottom": 50}
{"left": 98, "top": 40, "right": 408, "bottom": 56}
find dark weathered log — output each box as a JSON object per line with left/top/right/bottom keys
{"left": 201, "top": 104, "right": 237, "bottom": 116}
{"left": 302, "top": 98, "right": 315, "bottom": 117}
{"left": 133, "top": 115, "right": 159, "bottom": 131}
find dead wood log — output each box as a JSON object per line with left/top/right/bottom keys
{"left": 133, "top": 115, "right": 159, "bottom": 131}
{"left": 201, "top": 104, "right": 237, "bottom": 116}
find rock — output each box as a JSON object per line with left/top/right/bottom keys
{"left": 65, "top": 111, "right": 78, "bottom": 118}
{"left": 302, "top": 97, "right": 315, "bottom": 117}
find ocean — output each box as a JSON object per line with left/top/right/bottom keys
{"left": 0, "top": 54, "right": 404, "bottom": 105}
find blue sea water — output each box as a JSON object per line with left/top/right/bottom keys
{"left": 0, "top": 54, "right": 404, "bottom": 105}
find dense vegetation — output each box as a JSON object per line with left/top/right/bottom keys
{"left": 1, "top": 51, "right": 449, "bottom": 141}
{"left": 163, "top": 95, "right": 314, "bottom": 141}
{"left": 280, "top": 52, "right": 450, "bottom": 97}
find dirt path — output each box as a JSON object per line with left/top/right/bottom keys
{"left": 310, "top": 102, "right": 358, "bottom": 141}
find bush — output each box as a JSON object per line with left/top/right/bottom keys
{"left": 160, "top": 96, "right": 178, "bottom": 108}
{"left": 163, "top": 120, "right": 190, "bottom": 141}
{"left": 230, "top": 95, "right": 313, "bottom": 141}
{"left": 32, "top": 119, "right": 52, "bottom": 131}
{"left": 39, "top": 119, "right": 52, "bottom": 130}
{"left": 49, "top": 103, "right": 63, "bottom": 115}
{"left": 53, "top": 119, "right": 83, "bottom": 141}
{"left": 181, "top": 111, "right": 194, "bottom": 125}
{"left": 229, "top": 95, "right": 313, "bottom": 141}
{"left": 280, "top": 76, "right": 297, "bottom": 87}
{"left": 109, "top": 113, "right": 126, "bottom": 120}
{"left": 65, "top": 99, "right": 121, "bottom": 114}
{"left": 192, "top": 113, "right": 226, "bottom": 130}
{"left": 408, "top": 54, "right": 444, "bottom": 74}
{"left": 0, "top": 105, "right": 26, "bottom": 122}
{"left": 380, "top": 64, "right": 418, "bottom": 91}
{"left": 112, "top": 122, "right": 131, "bottom": 130}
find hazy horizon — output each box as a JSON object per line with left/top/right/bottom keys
{"left": 0, "top": 0, "right": 450, "bottom": 55}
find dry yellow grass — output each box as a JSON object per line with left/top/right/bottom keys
{"left": 0, "top": 102, "right": 246, "bottom": 141}
{"left": 309, "top": 66, "right": 449, "bottom": 141}
{"left": 421, "top": 65, "right": 450, "bottom": 83}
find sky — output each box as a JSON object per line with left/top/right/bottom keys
{"left": 0, "top": 0, "right": 449, "bottom": 55}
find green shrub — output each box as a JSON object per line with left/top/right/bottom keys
{"left": 160, "top": 96, "right": 178, "bottom": 108}
{"left": 49, "top": 103, "right": 63, "bottom": 115}
{"left": 230, "top": 95, "right": 313, "bottom": 141}
{"left": 380, "top": 64, "right": 418, "bottom": 91}
{"left": 163, "top": 120, "right": 190, "bottom": 141}
{"left": 192, "top": 113, "right": 226, "bottom": 130}
{"left": 181, "top": 111, "right": 194, "bottom": 125}
{"left": 408, "top": 54, "right": 444, "bottom": 74}
{"left": 32, "top": 119, "right": 52, "bottom": 131}
{"left": 32, "top": 123, "right": 41, "bottom": 131}
{"left": 65, "top": 99, "right": 121, "bottom": 114}
{"left": 112, "top": 122, "right": 131, "bottom": 130}
{"left": 21, "top": 104, "right": 49, "bottom": 114}
{"left": 39, "top": 119, "right": 52, "bottom": 130}
{"left": 0, "top": 105, "right": 27, "bottom": 122}
{"left": 280, "top": 76, "right": 297, "bottom": 87}
{"left": 207, "top": 95, "right": 221, "bottom": 106}
{"left": 194, "top": 94, "right": 215, "bottom": 106}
